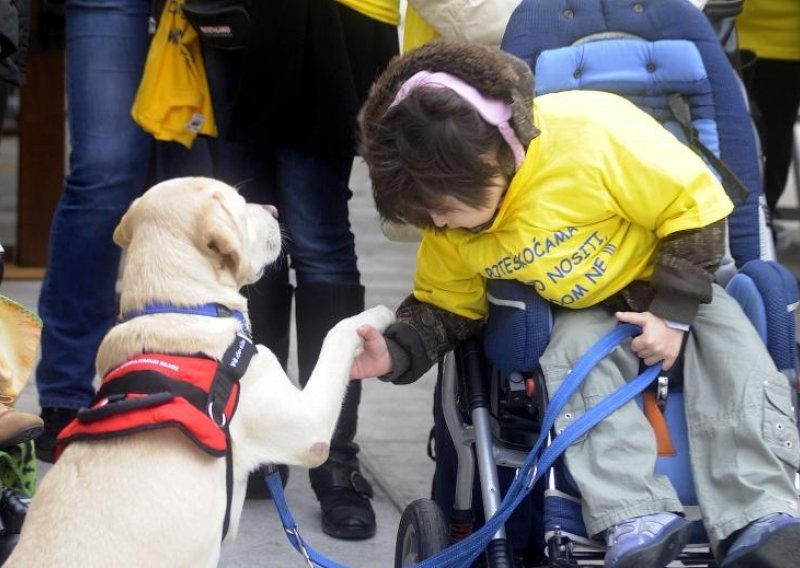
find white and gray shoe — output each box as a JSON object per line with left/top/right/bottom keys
{"left": 604, "top": 511, "right": 692, "bottom": 568}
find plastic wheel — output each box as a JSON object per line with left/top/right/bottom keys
{"left": 395, "top": 498, "right": 449, "bottom": 567}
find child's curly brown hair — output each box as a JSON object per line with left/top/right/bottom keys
{"left": 358, "top": 40, "right": 539, "bottom": 229}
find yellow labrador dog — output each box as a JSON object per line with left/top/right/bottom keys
{"left": 7, "top": 177, "right": 394, "bottom": 567}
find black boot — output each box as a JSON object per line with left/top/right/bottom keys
{"left": 242, "top": 269, "right": 294, "bottom": 499}
{"left": 243, "top": 268, "right": 293, "bottom": 368}
{"left": 296, "top": 283, "right": 376, "bottom": 540}
{"left": 35, "top": 407, "right": 78, "bottom": 463}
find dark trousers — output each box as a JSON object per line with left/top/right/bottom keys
{"left": 744, "top": 57, "right": 800, "bottom": 214}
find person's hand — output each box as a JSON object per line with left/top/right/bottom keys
{"left": 615, "top": 311, "right": 685, "bottom": 371}
{"left": 350, "top": 325, "right": 393, "bottom": 379}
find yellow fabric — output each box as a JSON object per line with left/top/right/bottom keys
{"left": 0, "top": 295, "right": 41, "bottom": 402}
{"left": 131, "top": 0, "right": 217, "bottom": 148}
{"left": 337, "top": 0, "right": 400, "bottom": 26}
{"left": 403, "top": 6, "right": 439, "bottom": 52}
{"left": 413, "top": 91, "right": 734, "bottom": 320}
{"left": 738, "top": 0, "right": 800, "bottom": 61}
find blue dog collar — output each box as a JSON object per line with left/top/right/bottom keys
{"left": 121, "top": 303, "right": 250, "bottom": 336}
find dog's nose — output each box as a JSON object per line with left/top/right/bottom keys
{"left": 264, "top": 205, "right": 279, "bottom": 219}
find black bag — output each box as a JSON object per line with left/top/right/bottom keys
{"left": 181, "top": 0, "right": 252, "bottom": 50}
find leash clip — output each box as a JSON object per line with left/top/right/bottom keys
{"left": 285, "top": 526, "right": 314, "bottom": 568}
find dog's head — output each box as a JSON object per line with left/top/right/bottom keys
{"left": 114, "top": 177, "right": 281, "bottom": 290}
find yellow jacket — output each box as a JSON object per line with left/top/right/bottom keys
{"left": 738, "top": 0, "right": 800, "bottom": 61}
{"left": 413, "top": 91, "right": 733, "bottom": 319}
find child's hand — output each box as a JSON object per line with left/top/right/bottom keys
{"left": 351, "top": 325, "right": 393, "bottom": 379}
{"left": 615, "top": 311, "right": 685, "bottom": 371}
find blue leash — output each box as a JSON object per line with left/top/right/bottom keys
{"left": 265, "top": 323, "right": 660, "bottom": 568}
{"left": 265, "top": 471, "right": 349, "bottom": 568}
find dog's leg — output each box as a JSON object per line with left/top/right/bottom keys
{"left": 299, "top": 305, "right": 395, "bottom": 446}
{"left": 235, "top": 306, "right": 394, "bottom": 469}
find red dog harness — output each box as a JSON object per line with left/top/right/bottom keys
{"left": 56, "top": 333, "right": 256, "bottom": 538}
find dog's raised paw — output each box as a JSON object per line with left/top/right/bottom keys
{"left": 360, "top": 305, "right": 395, "bottom": 332}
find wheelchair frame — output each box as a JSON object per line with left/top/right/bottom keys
{"left": 395, "top": 337, "right": 724, "bottom": 568}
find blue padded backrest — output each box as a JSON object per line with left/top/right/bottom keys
{"left": 483, "top": 279, "right": 552, "bottom": 375}
{"left": 501, "top": 0, "right": 763, "bottom": 266}
{"left": 535, "top": 39, "right": 720, "bottom": 159}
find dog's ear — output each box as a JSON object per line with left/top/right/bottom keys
{"left": 113, "top": 197, "right": 142, "bottom": 248}
{"left": 198, "top": 191, "right": 245, "bottom": 280}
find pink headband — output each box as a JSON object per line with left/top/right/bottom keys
{"left": 388, "top": 70, "right": 526, "bottom": 170}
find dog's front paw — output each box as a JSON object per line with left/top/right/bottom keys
{"left": 354, "top": 305, "right": 395, "bottom": 332}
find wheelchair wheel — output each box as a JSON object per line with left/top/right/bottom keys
{"left": 394, "top": 498, "right": 449, "bottom": 567}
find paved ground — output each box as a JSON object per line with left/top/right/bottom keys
{"left": 1, "top": 156, "right": 799, "bottom": 567}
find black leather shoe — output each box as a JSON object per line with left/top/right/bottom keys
{"left": 35, "top": 407, "right": 78, "bottom": 463}
{"left": 311, "top": 463, "right": 376, "bottom": 540}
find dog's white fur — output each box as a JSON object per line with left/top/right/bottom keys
{"left": 7, "top": 177, "right": 394, "bottom": 567}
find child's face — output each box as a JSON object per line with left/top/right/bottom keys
{"left": 428, "top": 174, "right": 507, "bottom": 231}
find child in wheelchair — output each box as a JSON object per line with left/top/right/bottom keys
{"left": 351, "top": 40, "right": 800, "bottom": 568}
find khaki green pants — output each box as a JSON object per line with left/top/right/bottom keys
{"left": 540, "top": 284, "right": 800, "bottom": 550}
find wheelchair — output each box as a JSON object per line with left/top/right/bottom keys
{"left": 394, "top": 0, "right": 800, "bottom": 566}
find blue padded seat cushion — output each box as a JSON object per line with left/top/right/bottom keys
{"left": 483, "top": 279, "right": 552, "bottom": 375}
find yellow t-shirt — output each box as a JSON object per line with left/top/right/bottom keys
{"left": 412, "top": 91, "right": 734, "bottom": 320}
{"left": 737, "top": 0, "right": 800, "bottom": 61}
{"left": 337, "top": 0, "right": 401, "bottom": 26}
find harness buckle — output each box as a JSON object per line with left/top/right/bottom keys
{"left": 656, "top": 375, "right": 669, "bottom": 411}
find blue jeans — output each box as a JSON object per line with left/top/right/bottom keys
{"left": 201, "top": 48, "right": 360, "bottom": 286}
{"left": 36, "top": 0, "right": 205, "bottom": 408}
{"left": 268, "top": 148, "right": 360, "bottom": 286}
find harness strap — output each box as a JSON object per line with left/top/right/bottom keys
{"left": 223, "top": 429, "right": 234, "bottom": 540}
{"left": 215, "top": 335, "right": 256, "bottom": 540}
{"left": 217, "top": 335, "right": 255, "bottom": 540}
{"left": 667, "top": 93, "right": 749, "bottom": 203}
{"left": 93, "top": 372, "right": 208, "bottom": 410}
{"left": 210, "top": 335, "right": 255, "bottom": 426}
{"left": 643, "top": 390, "right": 676, "bottom": 456}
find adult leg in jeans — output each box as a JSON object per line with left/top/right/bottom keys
{"left": 34, "top": 0, "right": 153, "bottom": 462}
{"left": 198, "top": 47, "right": 293, "bottom": 370}
{"left": 275, "top": 147, "right": 374, "bottom": 540}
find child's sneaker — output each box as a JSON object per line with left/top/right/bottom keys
{"left": 604, "top": 511, "right": 692, "bottom": 568}
{"left": 721, "top": 513, "right": 800, "bottom": 567}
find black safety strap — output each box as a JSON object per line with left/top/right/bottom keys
{"left": 667, "top": 93, "right": 749, "bottom": 203}
{"left": 217, "top": 334, "right": 256, "bottom": 541}
{"left": 208, "top": 334, "right": 256, "bottom": 426}
{"left": 90, "top": 373, "right": 208, "bottom": 410}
